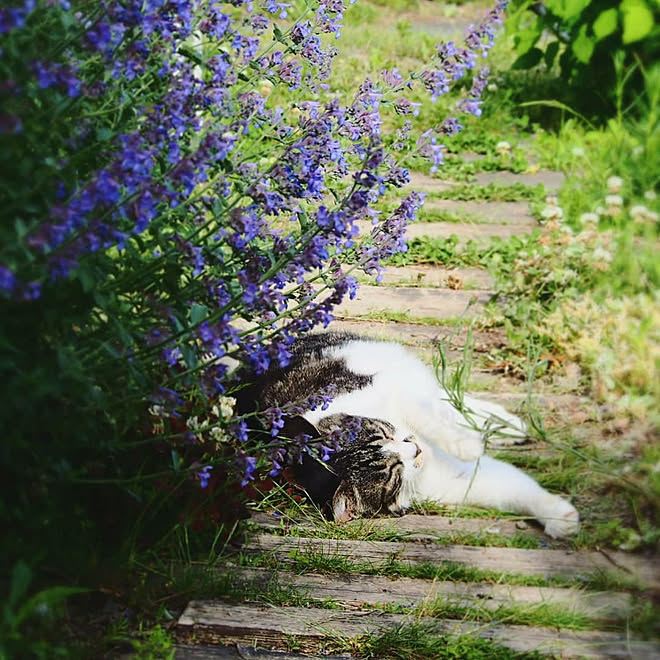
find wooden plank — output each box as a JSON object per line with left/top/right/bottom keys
{"left": 361, "top": 265, "right": 495, "bottom": 289}
{"left": 421, "top": 199, "right": 536, "bottom": 226}
{"left": 335, "top": 285, "right": 492, "bottom": 320}
{"left": 175, "top": 644, "right": 350, "bottom": 659}
{"left": 250, "top": 511, "right": 543, "bottom": 540}
{"left": 233, "top": 567, "right": 632, "bottom": 621}
{"left": 245, "top": 534, "right": 659, "bottom": 588}
{"left": 176, "top": 601, "right": 659, "bottom": 658}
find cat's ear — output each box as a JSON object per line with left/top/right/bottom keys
{"left": 332, "top": 482, "right": 358, "bottom": 523}
{"left": 281, "top": 415, "right": 320, "bottom": 440}
{"left": 316, "top": 413, "right": 353, "bottom": 435}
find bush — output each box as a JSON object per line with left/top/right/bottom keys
{"left": 506, "top": 0, "right": 660, "bottom": 120}
{"left": 0, "top": 1, "right": 505, "bottom": 639}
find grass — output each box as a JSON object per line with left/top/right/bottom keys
{"left": 378, "top": 598, "right": 594, "bottom": 631}
{"left": 242, "top": 549, "right": 643, "bottom": 593}
{"left": 252, "top": 514, "right": 545, "bottom": 549}
{"left": 337, "top": 622, "right": 542, "bottom": 659}
{"left": 340, "top": 308, "right": 483, "bottom": 326}
{"left": 425, "top": 182, "right": 545, "bottom": 202}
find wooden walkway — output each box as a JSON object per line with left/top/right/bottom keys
{"left": 175, "top": 511, "right": 659, "bottom": 658}
{"left": 173, "top": 120, "right": 658, "bottom": 657}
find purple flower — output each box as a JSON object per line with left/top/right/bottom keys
{"left": 196, "top": 465, "right": 213, "bottom": 488}
{"left": 0, "top": 266, "right": 17, "bottom": 295}
{"left": 240, "top": 455, "right": 258, "bottom": 486}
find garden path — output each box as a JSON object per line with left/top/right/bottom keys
{"left": 173, "top": 160, "right": 660, "bottom": 657}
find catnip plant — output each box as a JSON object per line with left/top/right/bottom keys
{"left": 0, "top": 0, "right": 506, "bottom": 557}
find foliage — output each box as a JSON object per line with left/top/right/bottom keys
{"left": 0, "top": 0, "right": 508, "bottom": 651}
{"left": 130, "top": 624, "right": 175, "bottom": 660}
{"left": 506, "top": 0, "right": 660, "bottom": 119}
{"left": 1, "top": 561, "right": 86, "bottom": 659}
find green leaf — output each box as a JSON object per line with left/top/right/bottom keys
{"left": 621, "top": 0, "right": 654, "bottom": 43}
{"left": 512, "top": 47, "right": 543, "bottom": 70}
{"left": 572, "top": 24, "right": 595, "bottom": 63}
{"left": 544, "top": 41, "right": 560, "bottom": 69}
{"left": 178, "top": 45, "right": 203, "bottom": 66}
{"left": 593, "top": 8, "right": 619, "bottom": 40}
{"left": 190, "top": 303, "right": 208, "bottom": 325}
{"left": 96, "top": 127, "right": 113, "bottom": 142}
{"left": 513, "top": 22, "right": 541, "bottom": 56}
{"left": 171, "top": 449, "right": 181, "bottom": 472}
{"left": 546, "top": 0, "right": 590, "bottom": 22}
{"left": 16, "top": 587, "right": 88, "bottom": 628}
{"left": 8, "top": 561, "right": 32, "bottom": 614}
{"left": 77, "top": 266, "right": 95, "bottom": 293}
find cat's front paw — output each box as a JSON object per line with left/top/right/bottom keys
{"left": 447, "top": 433, "right": 484, "bottom": 461}
{"left": 541, "top": 496, "right": 580, "bottom": 538}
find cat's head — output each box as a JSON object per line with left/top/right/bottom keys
{"left": 312, "top": 415, "right": 424, "bottom": 523}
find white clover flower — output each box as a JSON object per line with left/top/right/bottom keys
{"left": 632, "top": 145, "right": 644, "bottom": 158}
{"left": 605, "top": 194, "right": 623, "bottom": 207}
{"left": 545, "top": 194, "right": 559, "bottom": 207}
{"left": 540, "top": 205, "right": 563, "bottom": 220}
{"left": 579, "top": 212, "right": 599, "bottom": 225}
{"left": 630, "top": 205, "right": 649, "bottom": 222}
{"left": 644, "top": 190, "right": 657, "bottom": 201}
{"left": 487, "top": 83, "right": 498, "bottom": 93}
{"left": 186, "top": 415, "right": 200, "bottom": 430}
{"left": 592, "top": 246, "right": 613, "bottom": 263}
{"left": 218, "top": 395, "right": 236, "bottom": 419}
{"left": 571, "top": 147, "right": 585, "bottom": 157}
{"left": 495, "top": 140, "right": 511, "bottom": 155}
{"left": 210, "top": 426, "right": 227, "bottom": 443}
{"left": 595, "top": 205, "right": 605, "bottom": 215}
{"left": 606, "top": 176, "right": 623, "bottom": 193}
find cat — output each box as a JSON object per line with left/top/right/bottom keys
{"left": 239, "top": 331, "right": 579, "bottom": 538}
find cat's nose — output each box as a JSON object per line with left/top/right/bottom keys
{"left": 404, "top": 435, "right": 422, "bottom": 457}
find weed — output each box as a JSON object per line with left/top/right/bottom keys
{"left": 130, "top": 625, "right": 175, "bottom": 660}
{"left": 334, "top": 621, "right": 541, "bottom": 659}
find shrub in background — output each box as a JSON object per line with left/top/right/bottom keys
{"left": 506, "top": 0, "right": 659, "bottom": 120}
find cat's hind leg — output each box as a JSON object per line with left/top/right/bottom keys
{"left": 416, "top": 452, "right": 579, "bottom": 538}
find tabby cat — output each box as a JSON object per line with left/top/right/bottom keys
{"left": 240, "top": 332, "right": 579, "bottom": 538}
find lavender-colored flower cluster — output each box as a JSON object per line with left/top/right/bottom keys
{"left": 0, "top": 0, "right": 507, "bottom": 488}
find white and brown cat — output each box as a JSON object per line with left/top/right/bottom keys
{"left": 240, "top": 331, "right": 579, "bottom": 538}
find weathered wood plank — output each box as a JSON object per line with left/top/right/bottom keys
{"left": 361, "top": 265, "right": 495, "bottom": 289}
{"left": 421, "top": 199, "right": 536, "bottom": 226}
{"left": 175, "top": 644, "right": 350, "bottom": 659}
{"left": 335, "top": 285, "right": 492, "bottom": 320}
{"left": 245, "top": 534, "right": 659, "bottom": 588}
{"left": 176, "top": 601, "right": 659, "bottom": 659}
{"left": 250, "top": 511, "right": 543, "bottom": 540}
{"left": 233, "top": 567, "right": 632, "bottom": 621}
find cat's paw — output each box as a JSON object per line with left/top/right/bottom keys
{"left": 541, "top": 496, "right": 580, "bottom": 539}
{"left": 447, "top": 433, "right": 484, "bottom": 461}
